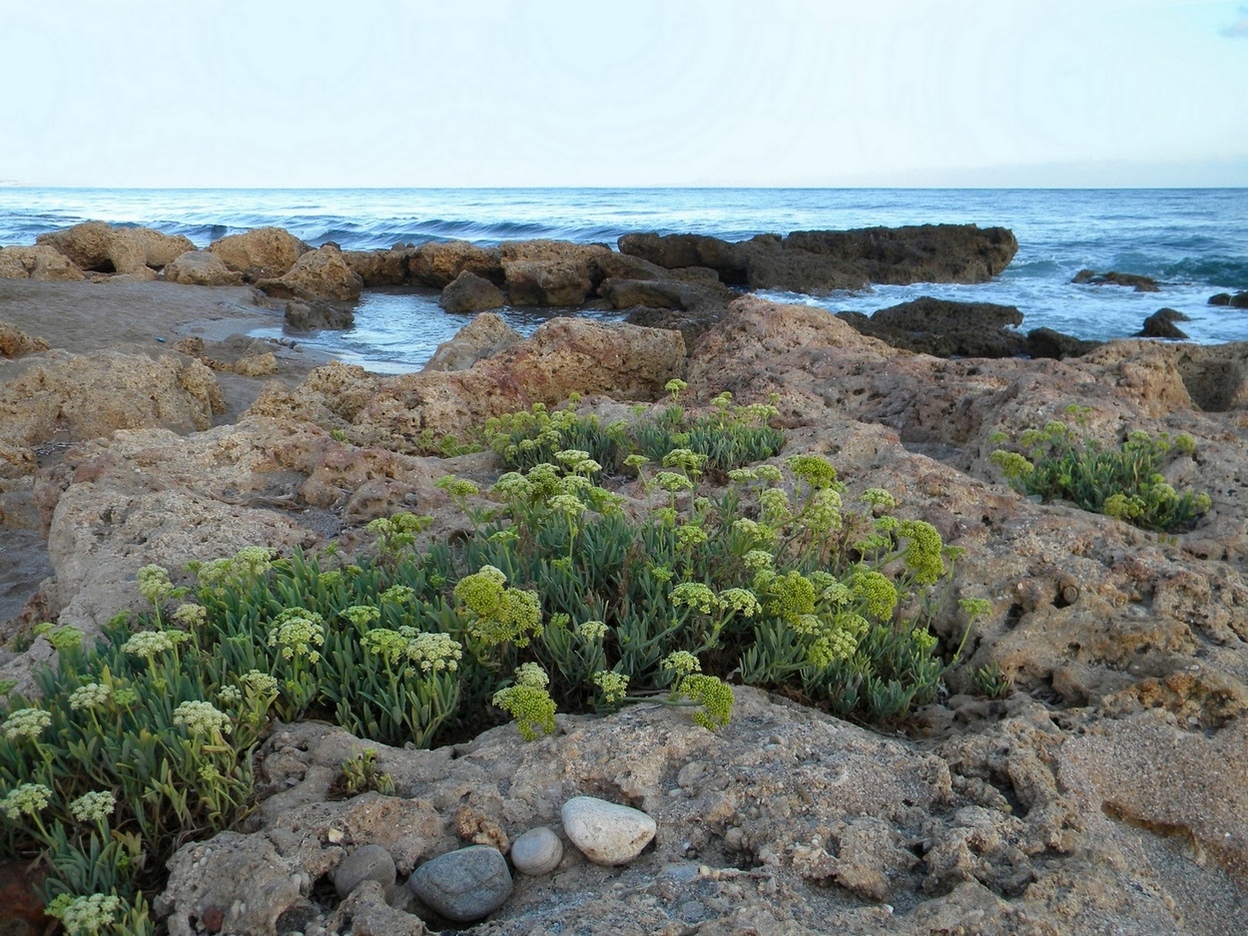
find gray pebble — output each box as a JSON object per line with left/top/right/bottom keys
{"left": 409, "top": 845, "right": 512, "bottom": 922}
{"left": 333, "top": 843, "right": 395, "bottom": 898}
{"left": 511, "top": 826, "right": 563, "bottom": 876}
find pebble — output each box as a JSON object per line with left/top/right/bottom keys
{"left": 409, "top": 845, "right": 512, "bottom": 922}
{"left": 333, "top": 843, "right": 395, "bottom": 898}
{"left": 511, "top": 826, "right": 563, "bottom": 876}
{"left": 561, "top": 796, "right": 656, "bottom": 866}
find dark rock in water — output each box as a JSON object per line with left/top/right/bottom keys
{"left": 439, "top": 270, "right": 506, "bottom": 313}
{"left": 1208, "top": 291, "right": 1248, "bottom": 309}
{"left": 621, "top": 224, "right": 1018, "bottom": 294}
{"left": 1139, "top": 308, "right": 1191, "bottom": 340}
{"left": 284, "top": 299, "right": 355, "bottom": 331}
{"left": 409, "top": 845, "right": 512, "bottom": 922}
{"left": 1072, "top": 269, "right": 1160, "bottom": 292}
{"left": 839, "top": 297, "right": 1026, "bottom": 358}
{"left": 1025, "top": 328, "right": 1102, "bottom": 360}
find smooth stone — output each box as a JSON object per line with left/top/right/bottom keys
{"left": 408, "top": 845, "right": 512, "bottom": 923}
{"left": 510, "top": 826, "right": 563, "bottom": 876}
{"left": 333, "top": 843, "right": 395, "bottom": 898}
{"left": 561, "top": 796, "right": 657, "bottom": 866}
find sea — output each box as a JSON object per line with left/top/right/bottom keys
{"left": 1, "top": 187, "right": 1246, "bottom": 374}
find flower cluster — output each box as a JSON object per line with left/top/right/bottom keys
{"left": 45, "top": 892, "right": 122, "bottom": 935}
{"left": 171, "top": 603, "right": 207, "bottom": 628}
{"left": 593, "top": 669, "right": 629, "bottom": 704}
{"left": 267, "top": 608, "right": 326, "bottom": 663}
{"left": 172, "top": 700, "right": 232, "bottom": 736}
{"left": 2, "top": 706, "right": 51, "bottom": 741}
{"left": 675, "top": 675, "right": 734, "bottom": 730}
{"left": 661, "top": 651, "right": 701, "bottom": 680}
{"left": 122, "top": 630, "right": 184, "bottom": 658}
{"left": 850, "top": 570, "right": 898, "bottom": 621}
{"left": 69, "top": 682, "right": 112, "bottom": 711}
{"left": 454, "top": 566, "right": 543, "bottom": 648}
{"left": 136, "top": 564, "right": 176, "bottom": 604}
{"left": 670, "top": 582, "right": 717, "bottom": 615}
{"left": 896, "top": 520, "right": 946, "bottom": 584}
{"left": 405, "top": 632, "right": 463, "bottom": 673}
{"left": 68, "top": 790, "right": 116, "bottom": 824}
{"left": 577, "top": 619, "right": 609, "bottom": 641}
{"left": 492, "top": 664, "right": 557, "bottom": 741}
{"left": 1, "top": 782, "right": 51, "bottom": 818}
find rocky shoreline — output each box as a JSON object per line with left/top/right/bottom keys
{"left": 2, "top": 221, "right": 1248, "bottom": 934}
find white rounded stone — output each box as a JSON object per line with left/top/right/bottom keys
{"left": 510, "top": 826, "right": 563, "bottom": 876}
{"left": 561, "top": 796, "right": 656, "bottom": 866}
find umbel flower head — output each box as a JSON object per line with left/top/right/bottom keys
{"left": 1, "top": 782, "right": 52, "bottom": 818}
{"left": 267, "top": 608, "right": 326, "bottom": 663}
{"left": 69, "top": 790, "right": 116, "bottom": 824}
{"left": 1, "top": 706, "right": 51, "bottom": 741}
{"left": 173, "top": 700, "right": 232, "bottom": 736}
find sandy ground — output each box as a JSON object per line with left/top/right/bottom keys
{"left": 0, "top": 279, "right": 337, "bottom": 627}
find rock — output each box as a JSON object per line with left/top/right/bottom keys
{"left": 623, "top": 304, "right": 727, "bottom": 352}
{"left": 0, "top": 860, "right": 52, "bottom": 936}
{"left": 408, "top": 845, "right": 512, "bottom": 923}
{"left": 257, "top": 243, "right": 363, "bottom": 302}
{"left": 232, "top": 352, "right": 278, "bottom": 377}
{"left": 560, "top": 796, "right": 656, "bottom": 865}
{"left": 0, "top": 323, "right": 50, "bottom": 358}
{"left": 1208, "top": 291, "right": 1248, "bottom": 309}
{"left": 0, "top": 350, "right": 223, "bottom": 447}
{"left": 423, "top": 313, "right": 520, "bottom": 373}
{"left": 438, "top": 270, "right": 506, "bottom": 313}
{"left": 1139, "top": 307, "right": 1191, "bottom": 340}
{"left": 251, "top": 318, "right": 685, "bottom": 448}
{"left": 344, "top": 247, "right": 412, "bottom": 286}
{"left": 1024, "top": 327, "right": 1103, "bottom": 360}
{"left": 333, "top": 843, "right": 396, "bottom": 898}
{"left": 621, "top": 225, "right": 1019, "bottom": 292}
{"left": 36, "top": 221, "right": 137, "bottom": 273}
{"left": 409, "top": 241, "right": 503, "bottom": 288}
{"left": 207, "top": 226, "right": 308, "bottom": 279}
{"left": 502, "top": 259, "right": 593, "bottom": 306}
{"left": 329, "top": 880, "right": 428, "bottom": 936}
{"left": 1073, "top": 269, "right": 1160, "bottom": 292}
{"left": 598, "top": 277, "right": 731, "bottom": 313}
{"left": 0, "top": 245, "right": 87, "bottom": 281}
{"left": 510, "top": 826, "right": 563, "bottom": 876}
{"left": 129, "top": 228, "right": 197, "bottom": 269}
{"left": 284, "top": 300, "right": 356, "bottom": 330}
{"left": 163, "top": 251, "right": 245, "bottom": 287}
{"left": 838, "top": 297, "right": 1027, "bottom": 358}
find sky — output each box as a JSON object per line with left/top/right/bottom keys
{"left": 1, "top": 0, "right": 1246, "bottom": 188}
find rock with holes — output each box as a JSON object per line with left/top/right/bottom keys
{"left": 561, "top": 796, "right": 656, "bottom": 866}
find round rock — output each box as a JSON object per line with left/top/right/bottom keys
{"left": 561, "top": 796, "right": 656, "bottom": 866}
{"left": 510, "top": 826, "right": 563, "bottom": 876}
{"left": 333, "top": 843, "right": 395, "bottom": 898}
{"left": 408, "top": 845, "right": 512, "bottom": 923}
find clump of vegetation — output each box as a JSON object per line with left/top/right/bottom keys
{"left": 0, "top": 389, "right": 982, "bottom": 930}
{"left": 485, "top": 382, "right": 785, "bottom": 477}
{"left": 989, "top": 414, "right": 1210, "bottom": 533}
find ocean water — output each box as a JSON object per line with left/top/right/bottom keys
{"left": 1, "top": 187, "right": 1246, "bottom": 372}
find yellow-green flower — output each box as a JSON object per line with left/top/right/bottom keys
{"left": 2, "top": 707, "right": 51, "bottom": 741}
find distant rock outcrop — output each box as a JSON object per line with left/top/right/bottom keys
{"left": 1073, "top": 269, "right": 1160, "bottom": 292}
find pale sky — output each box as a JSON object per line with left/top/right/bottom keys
{"left": 2, "top": 0, "right": 1246, "bottom": 187}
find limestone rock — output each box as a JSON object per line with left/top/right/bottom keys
{"left": 409, "top": 241, "right": 503, "bottom": 288}
{"left": 408, "top": 845, "right": 512, "bottom": 922}
{"left": 343, "top": 247, "right": 412, "bottom": 286}
{"left": 163, "top": 251, "right": 245, "bottom": 287}
{"left": 233, "top": 352, "right": 278, "bottom": 377}
{"left": 502, "top": 259, "right": 593, "bottom": 306}
{"left": 438, "top": 270, "right": 506, "bottom": 313}
{"left": 422, "top": 313, "right": 520, "bottom": 372}
{"left": 0, "top": 323, "right": 50, "bottom": 358}
{"left": 561, "top": 796, "right": 656, "bottom": 865}
{"left": 0, "top": 245, "right": 87, "bottom": 281}
{"left": 36, "top": 221, "right": 130, "bottom": 272}
{"left": 129, "top": 228, "right": 197, "bottom": 269}
{"left": 510, "top": 826, "right": 563, "bottom": 876}
{"left": 207, "top": 226, "right": 308, "bottom": 279}
{"left": 257, "top": 243, "right": 363, "bottom": 302}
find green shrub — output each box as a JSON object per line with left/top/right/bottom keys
{"left": 990, "top": 420, "right": 1210, "bottom": 533}
{"left": 0, "top": 393, "right": 977, "bottom": 926}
